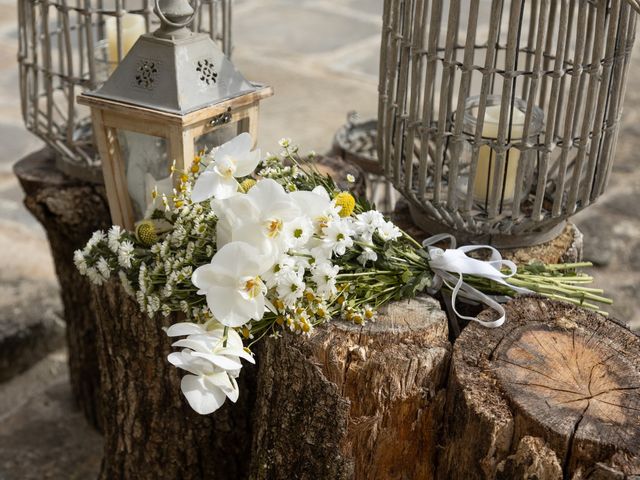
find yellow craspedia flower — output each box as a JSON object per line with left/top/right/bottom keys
{"left": 241, "top": 326, "right": 251, "bottom": 339}
{"left": 334, "top": 192, "right": 355, "bottom": 217}
{"left": 239, "top": 178, "right": 257, "bottom": 193}
{"left": 135, "top": 220, "right": 157, "bottom": 246}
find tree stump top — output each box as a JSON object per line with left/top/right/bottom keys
{"left": 333, "top": 295, "right": 448, "bottom": 339}
{"left": 444, "top": 295, "right": 640, "bottom": 478}
{"left": 494, "top": 323, "right": 640, "bottom": 453}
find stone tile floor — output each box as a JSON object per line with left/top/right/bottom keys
{"left": 0, "top": 0, "right": 638, "bottom": 477}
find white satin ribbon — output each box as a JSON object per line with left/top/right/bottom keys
{"left": 422, "top": 234, "right": 532, "bottom": 328}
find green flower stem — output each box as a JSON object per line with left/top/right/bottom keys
{"left": 222, "top": 326, "right": 229, "bottom": 347}
{"left": 337, "top": 270, "right": 394, "bottom": 278}
{"left": 540, "top": 262, "right": 594, "bottom": 271}
{"left": 400, "top": 230, "right": 424, "bottom": 250}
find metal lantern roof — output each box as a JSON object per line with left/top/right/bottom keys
{"left": 84, "top": 0, "right": 256, "bottom": 115}
{"left": 85, "top": 31, "right": 257, "bottom": 115}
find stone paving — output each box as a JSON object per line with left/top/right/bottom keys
{"left": 0, "top": 0, "right": 638, "bottom": 477}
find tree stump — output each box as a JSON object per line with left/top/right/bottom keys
{"left": 249, "top": 295, "right": 450, "bottom": 480}
{"left": 438, "top": 295, "right": 640, "bottom": 480}
{"left": 91, "top": 280, "right": 256, "bottom": 480}
{"left": 14, "top": 149, "right": 110, "bottom": 431}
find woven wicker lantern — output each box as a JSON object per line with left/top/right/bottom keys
{"left": 378, "top": 0, "right": 639, "bottom": 247}
{"left": 77, "top": 0, "right": 272, "bottom": 229}
{"left": 18, "top": 0, "right": 232, "bottom": 182}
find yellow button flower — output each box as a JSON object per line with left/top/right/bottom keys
{"left": 334, "top": 192, "right": 355, "bottom": 218}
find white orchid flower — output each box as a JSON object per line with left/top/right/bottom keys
{"left": 212, "top": 179, "right": 301, "bottom": 260}
{"left": 192, "top": 241, "right": 272, "bottom": 327}
{"left": 191, "top": 133, "right": 261, "bottom": 202}
{"left": 290, "top": 186, "right": 335, "bottom": 231}
{"left": 166, "top": 323, "right": 254, "bottom": 415}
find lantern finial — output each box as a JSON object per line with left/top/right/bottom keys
{"left": 154, "top": 0, "right": 196, "bottom": 40}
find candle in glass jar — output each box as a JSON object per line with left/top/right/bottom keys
{"left": 106, "top": 14, "right": 146, "bottom": 68}
{"left": 472, "top": 105, "right": 526, "bottom": 204}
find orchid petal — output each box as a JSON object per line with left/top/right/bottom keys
{"left": 205, "top": 287, "right": 253, "bottom": 327}
{"left": 210, "top": 242, "right": 272, "bottom": 278}
{"left": 212, "top": 132, "right": 252, "bottom": 162}
{"left": 168, "top": 351, "right": 214, "bottom": 376}
{"left": 180, "top": 374, "right": 227, "bottom": 415}
{"left": 234, "top": 148, "right": 261, "bottom": 177}
{"left": 246, "top": 178, "right": 288, "bottom": 205}
{"left": 225, "top": 376, "right": 240, "bottom": 403}
{"left": 166, "top": 322, "right": 207, "bottom": 337}
{"left": 192, "top": 263, "right": 234, "bottom": 292}
{"left": 191, "top": 351, "right": 243, "bottom": 370}
{"left": 191, "top": 171, "right": 218, "bottom": 203}
{"left": 208, "top": 173, "right": 240, "bottom": 200}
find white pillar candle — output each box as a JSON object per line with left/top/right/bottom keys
{"left": 472, "top": 105, "right": 526, "bottom": 204}
{"left": 106, "top": 14, "right": 146, "bottom": 68}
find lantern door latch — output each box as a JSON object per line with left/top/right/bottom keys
{"left": 209, "top": 108, "right": 232, "bottom": 127}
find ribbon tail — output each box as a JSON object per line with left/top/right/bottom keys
{"left": 445, "top": 271, "right": 506, "bottom": 328}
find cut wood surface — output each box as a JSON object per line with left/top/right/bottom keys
{"left": 91, "top": 280, "right": 256, "bottom": 480}
{"left": 14, "top": 149, "right": 110, "bottom": 431}
{"left": 438, "top": 295, "right": 640, "bottom": 480}
{"left": 250, "top": 295, "right": 450, "bottom": 480}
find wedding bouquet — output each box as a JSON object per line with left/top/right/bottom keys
{"left": 75, "top": 134, "right": 610, "bottom": 415}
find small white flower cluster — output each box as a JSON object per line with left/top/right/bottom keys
{"left": 135, "top": 203, "right": 217, "bottom": 318}
{"left": 73, "top": 227, "right": 135, "bottom": 286}
{"left": 351, "top": 210, "right": 401, "bottom": 266}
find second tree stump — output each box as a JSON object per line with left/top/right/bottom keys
{"left": 250, "top": 295, "right": 450, "bottom": 480}
{"left": 438, "top": 295, "right": 640, "bottom": 480}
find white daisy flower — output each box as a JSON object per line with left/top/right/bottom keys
{"left": 107, "top": 225, "right": 123, "bottom": 253}
{"left": 322, "top": 220, "right": 354, "bottom": 257}
{"left": 377, "top": 221, "right": 402, "bottom": 241}
{"left": 311, "top": 262, "right": 340, "bottom": 299}
{"left": 276, "top": 270, "right": 305, "bottom": 307}
{"left": 118, "top": 240, "right": 135, "bottom": 269}
{"left": 357, "top": 247, "right": 378, "bottom": 266}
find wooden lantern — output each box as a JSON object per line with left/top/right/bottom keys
{"left": 78, "top": 0, "right": 272, "bottom": 229}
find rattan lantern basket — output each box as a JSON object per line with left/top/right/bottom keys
{"left": 378, "top": 0, "right": 639, "bottom": 247}
{"left": 18, "top": 0, "right": 232, "bottom": 181}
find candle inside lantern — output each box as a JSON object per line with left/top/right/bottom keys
{"left": 472, "top": 104, "right": 526, "bottom": 204}
{"left": 106, "top": 14, "right": 146, "bottom": 68}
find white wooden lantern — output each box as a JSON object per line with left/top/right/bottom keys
{"left": 78, "top": 0, "right": 272, "bottom": 229}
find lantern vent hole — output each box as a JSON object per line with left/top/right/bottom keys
{"left": 196, "top": 59, "right": 218, "bottom": 85}
{"left": 135, "top": 60, "right": 159, "bottom": 90}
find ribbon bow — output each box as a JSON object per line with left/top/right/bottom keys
{"left": 423, "top": 234, "right": 531, "bottom": 328}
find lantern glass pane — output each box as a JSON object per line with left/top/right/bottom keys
{"left": 194, "top": 122, "right": 242, "bottom": 154}
{"left": 117, "top": 130, "right": 170, "bottom": 220}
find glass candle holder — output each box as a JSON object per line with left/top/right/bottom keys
{"left": 461, "top": 95, "right": 544, "bottom": 209}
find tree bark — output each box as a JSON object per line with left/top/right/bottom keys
{"left": 91, "top": 280, "right": 256, "bottom": 480}
{"left": 14, "top": 148, "right": 109, "bottom": 431}
{"left": 249, "top": 295, "right": 450, "bottom": 480}
{"left": 438, "top": 295, "right": 640, "bottom": 480}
